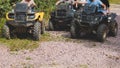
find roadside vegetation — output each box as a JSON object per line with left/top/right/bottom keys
{"left": 110, "top": 0, "right": 120, "bottom": 4}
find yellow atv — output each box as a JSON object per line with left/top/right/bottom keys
{"left": 2, "top": 3, "right": 45, "bottom": 40}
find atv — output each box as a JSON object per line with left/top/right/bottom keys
{"left": 2, "top": 3, "right": 45, "bottom": 41}
{"left": 48, "top": 3, "right": 75, "bottom": 30}
{"left": 70, "top": 4, "right": 118, "bottom": 42}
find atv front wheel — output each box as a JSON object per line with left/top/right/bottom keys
{"left": 97, "top": 24, "right": 108, "bottom": 42}
{"left": 33, "top": 22, "right": 41, "bottom": 41}
{"left": 2, "top": 24, "right": 10, "bottom": 39}
{"left": 48, "top": 21, "right": 54, "bottom": 31}
{"left": 70, "top": 22, "right": 79, "bottom": 38}
{"left": 110, "top": 20, "right": 118, "bottom": 37}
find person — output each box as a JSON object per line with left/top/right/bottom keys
{"left": 73, "top": 0, "right": 88, "bottom": 10}
{"left": 21, "top": 0, "right": 36, "bottom": 7}
{"left": 73, "top": 0, "right": 87, "bottom": 7}
{"left": 21, "top": 0, "right": 36, "bottom": 12}
{"left": 100, "top": 0, "right": 110, "bottom": 13}
{"left": 88, "top": 0, "right": 107, "bottom": 14}
{"left": 56, "top": 0, "right": 74, "bottom": 5}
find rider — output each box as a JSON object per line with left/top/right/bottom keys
{"left": 73, "top": 0, "right": 88, "bottom": 10}
{"left": 100, "top": 0, "right": 110, "bottom": 13}
{"left": 21, "top": 0, "right": 36, "bottom": 7}
{"left": 21, "top": 0, "right": 36, "bottom": 12}
{"left": 88, "top": 0, "right": 107, "bottom": 14}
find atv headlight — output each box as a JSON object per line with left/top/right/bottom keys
{"left": 108, "top": 17, "right": 112, "bottom": 20}
{"left": 8, "top": 13, "right": 14, "bottom": 19}
{"left": 108, "top": 17, "right": 111, "bottom": 22}
{"left": 28, "top": 14, "right": 35, "bottom": 19}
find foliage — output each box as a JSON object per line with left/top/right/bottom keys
{"left": 0, "top": 0, "right": 119, "bottom": 18}
{"left": 0, "top": 0, "right": 11, "bottom": 17}
{"left": 110, "top": 0, "right": 120, "bottom": 4}
{"left": 0, "top": 0, "right": 56, "bottom": 19}
{"left": 34, "top": 0, "right": 56, "bottom": 19}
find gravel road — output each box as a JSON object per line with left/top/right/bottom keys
{"left": 0, "top": 4, "right": 120, "bottom": 68}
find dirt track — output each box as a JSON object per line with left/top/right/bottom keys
{"left": 0, "top": 4, "right": 120, "bottom": 68}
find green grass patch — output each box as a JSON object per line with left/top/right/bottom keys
{"left": 0, "top": 32, "right": 53, "bottom": 51}
{"left": 110, "top": 0, "right": 120, "bottom": 4}
{"left": 0, "top": 38, "right": 39, "bottom": 51}
{"left": 26, "top": 57, "right": 32, "bottom": 60}
{"left": 39, "top": 32, "right": 53, "bottom": 42}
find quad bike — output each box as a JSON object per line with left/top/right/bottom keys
{"left": 2, "top": 3, "right": 45, "bottom": 41}
{"left": 48, "top": 3, "right": 75, "bottom": 30}
{"left": 70, "top": 4, "right": 118, "bottom": 42}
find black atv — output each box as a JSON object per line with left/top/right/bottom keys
{"left": 70, "top": 4, "right": 118, "bottom": 42}
{"left": 2, "top": 3, "right": 45, "bottom": 41}
{"left": 48, "top": 3, "right": 75, "bottom": 30}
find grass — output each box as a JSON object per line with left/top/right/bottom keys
{"left": 0, "top": 30, "right": 77, "bottom": 51}
{"left": 0, "top": 32, "right": 54, "bottom": 51}
{"left": 26, "top": 57, "right": 32, "bottom": 60}
{"left": 110, "top": 0, "right": 120, "bottom": 4}
{"left": 0, "top": 37, "right": 39, "bottom": 51}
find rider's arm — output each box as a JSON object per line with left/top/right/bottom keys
{"left": 21, "top": 0, "right": 25, "bottom": 3}
{"left": 99, "top": 0, "right": 106, "bottom": 10}
{"left": 56, "top": 0, "right": 63, "bottom": 5}
{"left": 29, "top": 0, "right": 36, "bottom": 7}
{"left": 73, "top": 0, "right": 88, "bottom": 4}
{"left": 31, "top": 0, "right": 36, "bottom": 7}
{"left": 101, "top": 3, "right": 106, "bottom": 10}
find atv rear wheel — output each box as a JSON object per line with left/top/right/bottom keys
{"left": 2, "top": 24, "right": 10, "bottom": 39}
{"left": 110, "top": 20, "right": 118, "bottom": 37}
{"left": 33, "top": 22, "right": 41, "bottom": 41}
{"left": 48, "top": 21, "right": 54, "bottom": 31}
{"left": 70, "top": 22, "right": 79, "bottom": 38}
{"left": 97, "top": 24, "right": 108, "bottom": 42}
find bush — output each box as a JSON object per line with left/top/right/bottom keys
{"left": 0, "top": 0, "right": 11, "bottom": 17}
{"left": 0, "top": 0, "right": 56, "bottom": 19}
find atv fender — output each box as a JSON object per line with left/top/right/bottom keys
{"left": 108, "top": 13, "right": 117, "bottom": 22}
{"left": 34, "top": 12, "right": 44, "bottom": 22}
{"left": 6, "top": 13, "right": 14, "bottom": 20}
